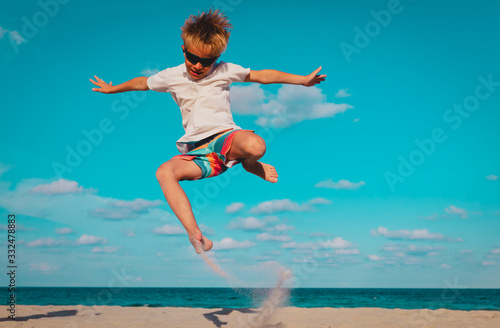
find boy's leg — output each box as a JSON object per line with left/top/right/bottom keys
{"left": 156, "top": 158, "right": 212, "bottom": 253}
{"left": 226, "top": 131, "right": 278, "bottom": 183}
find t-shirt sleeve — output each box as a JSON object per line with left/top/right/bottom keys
{"left": 147, "top": 68, "right": 170, "bottom": 93}
{"left": 224, "top": 62, "right": 251, "bottom": 84}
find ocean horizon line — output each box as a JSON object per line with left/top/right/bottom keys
{"left": 13, "top": 286, "right": 500, "bottom": 289}
{"left": 11, "top": 287, "right": 500, "bottom": 311}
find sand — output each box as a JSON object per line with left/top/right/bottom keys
{"left": 1, "top": 305, "right": 499, "bottom": 328}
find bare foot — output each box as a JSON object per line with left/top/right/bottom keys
{"left": 243, "top": 161, "right": 278, "bottom": 183}
{"left": 189, "top": 232, "right": 213, "bottom": 254}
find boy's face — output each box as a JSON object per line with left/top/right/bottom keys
{"left": 182, "top": 44, "right": 219, "bottom": 80}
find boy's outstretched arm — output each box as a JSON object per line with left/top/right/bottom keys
{"left": 90, "top": 75, "right": 149, "bottom": 94}
{"left": 244, "top": 66, "right": 326, "bottom": 87}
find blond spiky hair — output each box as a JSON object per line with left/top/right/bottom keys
{"left": 181, "top": 9, "right": 232, "bottom": 56}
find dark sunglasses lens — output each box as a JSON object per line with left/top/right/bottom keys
{"left": 200, "top": 57, "right": 217, "bottom": 66}
{"left": 185, "top": 50, "right": 216, "bottom": 66}
{"left": 185, "top": 51, "right": 198, "bottom": 64}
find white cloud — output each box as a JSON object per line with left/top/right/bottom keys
{"left": 226, "top": 202, "right": 245, "bottom": 214}
{"left": 199, "top": 223, "right": 215, "bottom": 236}
{"left": 444, "top": 205, "right": 468, "bottom": 219}
{"left": 335, "top": 88, "right": 352, "bottom": 98}
{"left": 55, "top": 227, "right": 73, "bottom": 235}
{"left": 27, "top": 237, "right": 64, "bottom": 247}
{"left": 30, "top": 179, "right": 93, "bottom": 195}
{"left": 0, "top": 162, "right": 12, "bottom": 177}
{"left": 367, "top": 255, "right": 385, "bottom": 261}
{"left": 309, "top": 232, "right": 328, "bottom": 238}
{"left": 250, "top": 199, "right": 303, "bottom": 214}
{"left": 404, "top": 257, "right": 422, "bottom": 265}
{"left": 381, "top": 243, "right": 445, "bottom": 256}
{"left": 0, "top": 177, "right": 171, "bottom": 232}
{"left": 92, "top": 208, "right": 136, "bottom": 220}
{"left": 107, "top": 198, "right": 163, "bottom": 211}
{"left": 281, "top": 241, "right": 316, "bottom": 249}
{"left": 230, "top": 84, "right": 266, "bottom": 115}
{"left": 282, "top": 237, "right": 356, "bottom": 252}
{"left": 91, "top": 246, "right": 118, "bottom": 253}
{"left": 141, "top": 68, "right": 160, "bottom": 76}
{"left": 153, "top": 225, "right": 186, "bottom": 235}
{"left": 92, "top": 198, "right": 163, "bottom": 220}
{"left": 353, "top": 118, "right": 359, "bottom": 123}
{"left": 76, "top": 234, "right": 106, "bottom": 245}
{"left": 308, "top": 197, "right": 332, "bottom": 205}
{"left": 315, "top": 179, "right": 366, "bottom": 190}
{"left": 491, "top": 248, "right": 500, "bottom": 254}
{"left": 486, "top": 175, "right": 499, "bottom": 181}
{"left": 256, "top": 233, "right": 292, "bottom": 242}
{"left": 441, "top": 264, "right": 452, "bottom": 269}
{"left": 30, "top": 262, "right": 59, "bottom": 273}
{"left": 293, "top": 257, "right": 316, "bottom": 263}
{"left": 249, "top": 198, "right": 330, "bottom": 215}
{"left": 0, "top": 27, "right": 26, "bottom": 45}
{"left": 335, "top": 248, "right": 359, "bottom": 255}
{"left": 123, "top": 229, "right": 136, "bottom": 237}
{"left": 291, "top": 249, "right": 314, "bottom": 254}
{"left": 482, "top": 261, "right": 495, "bottom": 266}
{"left": 231, "top": 84, "right": 353, "bottom": 128}
{"left": 9, "top": 30, "right": 26, "bottom": 45}
{"left": 319, "top": 237, "right": 354, "bottom": 249}
{"left": 372, "top": 226, "right": 456, "bottom": 241}
{"left": 213, "top": 238, "right": 256, "bottom": 251}
{"left": 268, "top": 224, "right": 295, "bottom": 232}
{"left": 227, "top": 216, "right": 267, "bottom": 231}
{"left": 0, "top": 26, "right": 7, "bottom": 38}
{"left": 420, "top": 213, "right": 440, "bottom": 221}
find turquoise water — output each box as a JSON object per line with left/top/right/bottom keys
{"left": 12, "top": 288, "right": 500, "bottom": 310}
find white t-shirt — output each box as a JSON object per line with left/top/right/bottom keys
{"left": 147, "top": 61, "right": 251, "bottom": 153}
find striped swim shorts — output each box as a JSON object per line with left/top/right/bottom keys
{"left": 174, "top": 129, "right": 248, "bottom": 180}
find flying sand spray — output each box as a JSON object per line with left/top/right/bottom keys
{"left": 200, "top": 252, "right": 292, "bottom": 328}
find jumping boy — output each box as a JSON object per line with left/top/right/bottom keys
{"left": 90, "top": 9, "right": 326, "bottom": 254}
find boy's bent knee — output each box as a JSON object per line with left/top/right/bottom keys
{"left": 242, "top": 134, "right": 266, "bottom": 158}
{"left": 156, "top": 162, "right": 177, "bottom": 182}
{"left": 156, "top": 159, "right": 202, "bottom": 182}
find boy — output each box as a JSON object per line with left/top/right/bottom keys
{"left": 90, "top": 9, "right": 326, "bottom": 254}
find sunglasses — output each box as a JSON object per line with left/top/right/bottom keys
{"left": 182, "top": 47, "right": 219, "bottom": 67}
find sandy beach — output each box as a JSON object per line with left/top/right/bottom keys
{"left": 1, "top": 305, "right": 499, "bottom": 328}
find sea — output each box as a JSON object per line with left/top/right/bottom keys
{"left": 11, "top": 287, "right": 500, "bottom": 311}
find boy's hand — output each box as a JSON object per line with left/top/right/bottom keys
{"left": 303, "top": 66, "right": 326, "bottom": 87}
{"left": 90, "top": 75, "right": 115, "bottom": 93}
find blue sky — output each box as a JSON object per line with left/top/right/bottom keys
{"left": 1, "top": 0, "right": 499, "bottom": 288}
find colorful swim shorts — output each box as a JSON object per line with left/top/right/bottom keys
{"left": 174, "top": 129, "right": 248, "bottom": 180}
